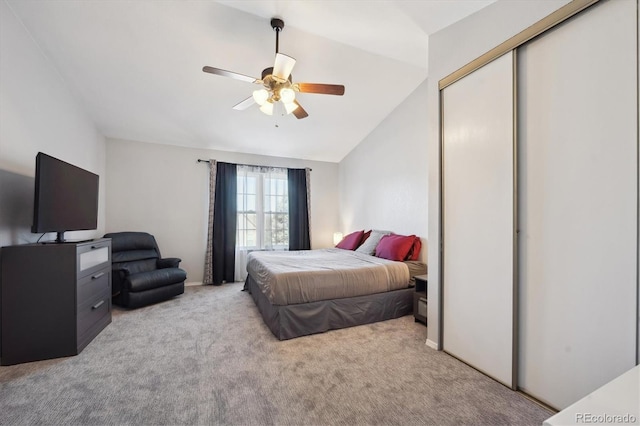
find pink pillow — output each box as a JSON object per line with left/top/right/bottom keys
{"left": 406, "top": 237, "right": 422, "bottom": 261}
{"left": 375, "top": 234, "right": 416, "bottom": 261}
{"left": 336, "top": 230, "right": 364, "bottom": 250}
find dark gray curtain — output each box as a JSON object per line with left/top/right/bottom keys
{"left": 288, "top": 168, "right": 310, "bottom": 251}
{"left": 213, "top": 162, "right": 237, "bottom": 284}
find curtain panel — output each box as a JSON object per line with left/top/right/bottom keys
{"left": 202, "top": 160, "right": 217, "bottom": 285}
{"left": 212, "top": 162, "right": 237, "bottom": 285}
{"left": 288, "top": 168, "right": 311, "bottom": 251}
{"left": 205, "top": 163, "right": 310, "bottom": 283}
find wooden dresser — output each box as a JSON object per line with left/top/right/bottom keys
{"left": 1, "top": 238, "right": 111, "bottom": 365}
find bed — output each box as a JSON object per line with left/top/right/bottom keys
{"left": 244, "top": 248, "right": 427, "bottom": 340}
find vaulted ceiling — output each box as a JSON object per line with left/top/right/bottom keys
{"left": 6, "top": 0, "right": 494, "bottom": 162}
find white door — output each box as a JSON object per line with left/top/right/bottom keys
{"left": 517, "top": 0, "right": 638, "bottom": 409}
{"left": 442, "top": 51, "right": 515, "bottom": 388}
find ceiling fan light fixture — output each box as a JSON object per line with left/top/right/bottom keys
{"left": 202, "top": 17, "right": 345, "bottom": 120}
{"left": 284, "top": 101, "right": 299, "bottom": 115}
{"left": 252, "top": 89, "right": 269, "bottom": 106}
{"left": 273, "top": 53, "right": 296, "bottom": 82}
{"left": 280, "top": 88, "right": 295, "bottom": 104}
{"left": 259, "top": 100, "right": 274, "bottom": 116}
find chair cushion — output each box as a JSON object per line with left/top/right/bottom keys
{"left": 112, "top": 249, "right": 158, "bottom": 264}
{"left": 105, "top": 232, "right": 159, "bottom": 253}
{"left": 113, "top": 258, "right": 158, "bottom": 276}
{"left": 125, "top": 268, "right": 187, "bottom": 293}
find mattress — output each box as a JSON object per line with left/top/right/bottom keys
{"left": 246, "top": 248, "right": 412, "bottom": 305}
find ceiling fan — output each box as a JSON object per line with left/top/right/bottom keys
{"left": 202, "top": 18, "right": 345, "bottom": 120}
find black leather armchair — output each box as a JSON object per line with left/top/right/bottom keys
{"left": 104, "top": 232, "right": 186, "bottom": 309}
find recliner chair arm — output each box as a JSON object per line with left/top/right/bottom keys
{"left": 157, "top": 257, "right": 182, "bottom": 269}
{"left": 113, "top": 265, "right": 132, "bottom": 277}
{"left": 111, "top": 265, "right": 132, "bottom": 297}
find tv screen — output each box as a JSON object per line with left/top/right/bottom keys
{"left": 32, "top": 152, "right": 99, "bottom": 242}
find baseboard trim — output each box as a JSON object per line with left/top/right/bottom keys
{"left": 426, "top": 339, "right": 439, "bottom": 350}
{"left": 185, "top": 281, "right": 244, "bottom": 287}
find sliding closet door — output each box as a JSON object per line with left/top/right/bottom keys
{"left": 518, "top": 0, "right": 637, "bottom": 410}
{"left": 442, "top": 51, "right": 515, "bottom": 388}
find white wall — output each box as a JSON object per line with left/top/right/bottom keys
{"left": 0, "top": 0, "right": 106, "bottom": 247}
{"left": 338, "top": 80, "right": 428, "bottom": 262}
{"left": 426, "top": 0, "right": 572, "bottom": 348}
{"left": 105, "top": 138, "right": 339, "bottom": 284}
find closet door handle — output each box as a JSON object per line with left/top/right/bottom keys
{"left": 91, "top": 272, "right": 105, "bottom": 280}
{"left": 92, "top": 300, "right": 105, "bottom": 310}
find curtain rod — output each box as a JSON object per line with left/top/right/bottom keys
{"left": 197, "top": 159, "right": 311, "bottom": 171}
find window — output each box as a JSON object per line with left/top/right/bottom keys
{"left": 236, "top": 166, "right": 288, "bottom": 250}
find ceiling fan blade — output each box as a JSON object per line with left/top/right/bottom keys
{"left": 232, "top": 96, "right": 256, "bottom": 111}
{"left": 202, "top": 66, "right": 260, "bottom": 84}
{"left": 292, "top": 100, "right": 308, "bottom": 119}
{"left": 295, "top": 83, "right": 345, "bottom": 96}
{"left": 273, "top": 53, "right": 296, "bottom": 81}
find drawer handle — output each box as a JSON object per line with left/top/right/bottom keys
{"left": 91, "top": 272, "right": 105, "bottom": 280}
{"left": 92, "top": 300, "right": 105, "bottom": 310}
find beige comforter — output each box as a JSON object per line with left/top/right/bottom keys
{"left": 246, "top": 248, "right": 411, "bottom": 305}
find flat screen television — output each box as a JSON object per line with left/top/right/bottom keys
{"left": 32, "top": 152, "right": 99, "bottom": 243}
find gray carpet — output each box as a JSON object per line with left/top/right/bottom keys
{"left": 0, "top": 284, "right": 552, "bottom": 425}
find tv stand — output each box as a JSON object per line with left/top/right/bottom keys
{"left": 0, "top": 238, "right": 112, "bottom": 365}
{"left": 40, "top": 238, "right": 95, "bottom": 245}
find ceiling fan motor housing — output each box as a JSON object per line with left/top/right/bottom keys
{"left": 260, "top": 67, "right": 293, "bottom": 102}
{"left": 261, "top": 67, "right": 292, "bottom": 82}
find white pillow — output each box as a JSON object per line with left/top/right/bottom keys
{"left": 355, "top": 230, "right": 391, "bottom": 255}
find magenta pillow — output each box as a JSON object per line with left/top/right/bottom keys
{"left": 375, "top": 234, "right": 416, "bottom": 261}
{"left": 336, "top": 230, "right": 364, "bottom": 250}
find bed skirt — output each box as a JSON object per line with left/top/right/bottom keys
{"left": 245, "top": 274, "right": 414, "bottom": 340}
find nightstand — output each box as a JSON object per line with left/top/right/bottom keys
{"left": 413, "top": 274, "right": 427, "bottom": 325}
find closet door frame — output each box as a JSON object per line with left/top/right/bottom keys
{"left": 438, "top": 0, "right": 600, "bottom": 90}
{"left": 438, "top": 0, "right": 600, "bottom": 354}
{"left": 437, "top": 0, "right": 640, "bottom": 391}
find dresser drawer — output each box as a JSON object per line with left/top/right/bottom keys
{"left": 77, "top": 240, "right": 111, "bottom": 279}
{"left": 77, "top": 267, "right": 111, "bottom": 306}
{"left": 77, "top": 289, "right": 111, "bottom": 338}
